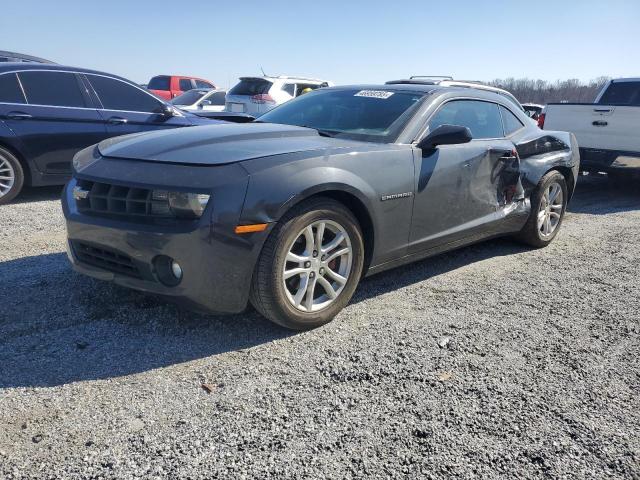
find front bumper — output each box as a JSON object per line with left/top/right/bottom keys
{"left": 62, "top": 174, "right": 266, "bottom": 314}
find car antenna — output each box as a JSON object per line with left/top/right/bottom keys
{"left": 260, "top": 66, "right": 267, "bottom": 77}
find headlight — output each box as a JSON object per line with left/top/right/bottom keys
{"left": 151, "top": 190, "right": 210, "bottom": 218}
{"left": 72, "top": 145, "right": 101, "bottom": 172}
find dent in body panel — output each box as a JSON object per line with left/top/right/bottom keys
{"left": 515, "top": 132, "right": 577, "bottom": 194}
{"left": 240, "top": 146, "right": 416, "bottom": 266}
{"left": 409, "top": 140, "right": 523, "bottom": 253}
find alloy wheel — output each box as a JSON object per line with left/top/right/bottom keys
{"left": 0, "top": 154, "right": 15, "bottom": 199}
{"left": 537, "top": 181, "right": 564, "bottom": 238}
{"left": 282, "top": 220, "right": 353, "bottom": 312}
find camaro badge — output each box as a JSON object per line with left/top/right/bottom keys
{"left": 381, "top": 192, "right": 413, "bottom": 201}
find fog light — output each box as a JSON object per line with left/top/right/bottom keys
{"left": 154, "top": 255, "right": 183, "bottom": 286}
{"left": 171, "top": 260, "right": 183, "bottom": 280}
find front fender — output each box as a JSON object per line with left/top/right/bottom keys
{"left": 239, "top": 147, "right": 416, "bottom": 266}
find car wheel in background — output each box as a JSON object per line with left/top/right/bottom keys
{"left": 0, "top": 147, "right": 24, "bottom": 205}
{"left": 516, "top": 170, "right": 568, "bottom": 248}
{"left": 250, "top": 197, "right": 364, "bottom": 330}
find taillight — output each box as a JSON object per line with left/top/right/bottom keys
{"left": 251, "top": 94, "right": 275, "bottom": 104}
{"left": 537, "top": 113, "right": 546, "bottom": 129}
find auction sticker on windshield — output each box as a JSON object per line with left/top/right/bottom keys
{"left": 354, "top": 90, "right": 395, "bottom": 99}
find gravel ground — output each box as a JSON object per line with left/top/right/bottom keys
{"left": 0, "top": 175, "right": 639, "bottom": 479}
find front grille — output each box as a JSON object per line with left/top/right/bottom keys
{"left": 75, "top": 180, "right": 171, "bottom": 219}
{"left": 73, "top": 241, "right": 142, "bottom": 278}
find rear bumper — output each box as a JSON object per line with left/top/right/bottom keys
{"left": 62, "top": 179, "right": 268, "bottom": 314}
{"left": 580, "top": 147, "right": 640, "bottom": 173}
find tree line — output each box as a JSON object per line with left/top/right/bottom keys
{"left": 484, "top": 77, "right": 610, "bottom": 104}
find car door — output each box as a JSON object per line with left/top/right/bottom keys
{"left": 409, "top": 99, "right": 521, "bottom": 253}
{"left": 0, "top": 70, "right": 107, "bottom": 177}
{"left": 83, "top": 74, "right": 192, "bottom": 136}
{"left": 177, "top": 78, "right": 195, "bottom": 99}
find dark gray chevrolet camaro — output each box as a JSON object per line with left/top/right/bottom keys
{"left": 63, "top": 82, "right": 579, "bottom": 330}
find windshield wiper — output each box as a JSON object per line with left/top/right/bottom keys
{"left": 300, "top": 125, "right": 337, "bottom": 138}
{"left": 253, "top": 121, "right": 337, "bottom": 137}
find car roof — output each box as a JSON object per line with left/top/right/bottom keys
{"left": 327, "top": 83, "right": 439, "bottom": 93}
{"left": 325, "top": 83, "right": 512, "bottom": 97}
{"left": 239, "top": 76, "right": 329, "bottom": 83}
{"left": 151, "top": 74, "right": 209, "bottom": 79}
{"left": 0, "top": 62, "right": 137, "bottom": 85}
{"left": 0, "top": 51, "right": 56, "bottom": 64}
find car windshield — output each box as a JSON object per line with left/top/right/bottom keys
{"left": 258, "top": 88, "right": 426, "bottom": 143}
{"left": 170, "top": 90, "right": 209, "bottom": 105}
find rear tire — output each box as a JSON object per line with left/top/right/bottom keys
{"left": 250, "top": 198, "right": 364, "bottom": 330}
{"left": 0, "top": 147, "right": 24, "bottom": 205}
{"left": 516, "top": 170, "right": 568, "bottom": 248}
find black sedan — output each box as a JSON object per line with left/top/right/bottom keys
{"left": 63, "top": 83, "right": 579, "bottom": 330}
{"left": 0, "top": 63, "right": 215, "bottom": 204}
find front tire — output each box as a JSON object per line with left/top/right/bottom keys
{"left": 250, "top": 198, "right": 365, "bottom": 330}
{"left": 0, "top": 147, "right": 24, "bottom": 205}
{"left": 516, "top": 170, "right": 568, "bottom": 248}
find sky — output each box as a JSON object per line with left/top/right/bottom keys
{"left": 2, "top": 0, "right": 639, "bottom": 89}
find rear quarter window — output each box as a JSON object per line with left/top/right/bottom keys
{"left": 229, "top": 79, "right": 273, "bottom": 96}
{"left": 148, "top": 76, "right": 170, "bottom": 91}
{"left": 500, "top": 106, "right": 524, "bottom": 135}
{"left": 0, "top": 73, "right": 26, "bottom": 103}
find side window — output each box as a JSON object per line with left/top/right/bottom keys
{"left": 295, "top": 84, "right": 318, "bottom": 96}
{"left": 148, "top": 75, "right": 170, "bottom": 91}
{"left": 598, "top": 82, "right": 640, "bottom": 105}
{"left": 281, "top": 83, "right": 295, "bottom": 96}
{"left": 195, "top": 80, "right": 212, "bottom": 89}
{"left": 500, "top": 106, "right": 524, "bottom": 136}
{"left": 428, "top": 100, "right": 503, "bottom": 139}
{"left": 0, "top": 73, "right": 26, "bottom": 104}
{"left": 179, "top": 79, "right": 193, "bottom": 91}
{"left": 209, "top": 91, "right": 226, "bottom": 106}
{"left": 18, "top": 71, "right": 87, "bottom": 108}
{"left": 87, "top": 75, "right": 162, "bottom": 113}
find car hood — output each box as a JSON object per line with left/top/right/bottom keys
{"left": 97, "top": 123, "right": 365, "bottom": 165}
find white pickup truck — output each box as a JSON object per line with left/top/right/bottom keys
{"left": 540, "top": 78, "right": 640, "bottom": 180}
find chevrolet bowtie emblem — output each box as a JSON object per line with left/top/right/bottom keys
{"left": 72, "top": 186, "right": 90, "bottom": 200}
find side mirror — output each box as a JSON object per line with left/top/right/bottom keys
{"left": 159, "top": 103, "right": 174, "bottom": 117}
{"left": 417, "top": 124, "right": 472, "bottom": 150}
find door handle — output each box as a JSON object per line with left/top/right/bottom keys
{"left": 499, "top": 155, "right": 518, "bottom": 161}
{"left": 7, "top": 112, "right": 32, "bottom": 120}
{"left": 107, "top": 116, "right": 128, "bottom": 125}
{"left": 592, "top": 120, "right": 608, "bottom": 127}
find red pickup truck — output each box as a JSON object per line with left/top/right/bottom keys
{"left": 147, "top": 75, "right": 215, "bottom": 100}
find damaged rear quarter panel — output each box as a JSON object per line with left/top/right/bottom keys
{"left": 515, "top": 129, "right": 579, "bottom": 195}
